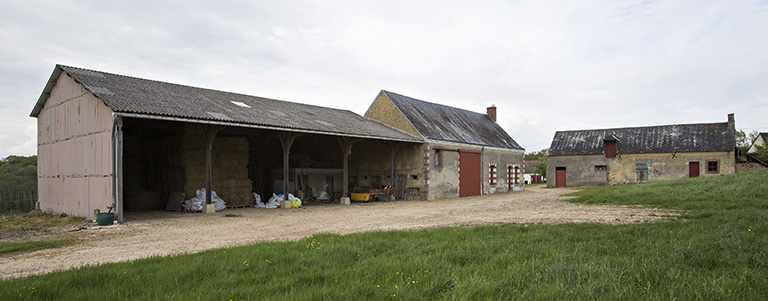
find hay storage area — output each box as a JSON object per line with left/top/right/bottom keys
{"left": 179, "top": 124, "right": 253, "bottom": 208}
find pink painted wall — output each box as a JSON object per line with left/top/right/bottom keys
{"left": 37, "top": 71, "right": 114, "bottom": 218}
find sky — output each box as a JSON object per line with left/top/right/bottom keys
{"left": 1, "top": 0, "right": 767, "bottom": 158}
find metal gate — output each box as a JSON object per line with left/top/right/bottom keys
{"left": 459, "top": 150, "right": 482, "bottom": 197}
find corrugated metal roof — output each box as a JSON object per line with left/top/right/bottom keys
{"left": 382, "top": 90, "right": 523, "bottom": 150}
{"left": 549, "top": 122, "right": 735, "bottom": 156}
{"left": 31, "top": 65, "right": 422, "bottom": 142}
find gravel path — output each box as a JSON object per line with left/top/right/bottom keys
{"left": 0, "top": 186, "right": 676, "bottom": 279}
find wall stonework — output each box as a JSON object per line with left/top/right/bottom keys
{"left": 736, "top": 163, "right": 767, "bottom": 173}
{"left": 482, "top": 147, "right": 525, "bottom": 194}
{"left": 348, "top": 140, "right": 425, "bottom": 200}
{"left": 427, "top": 142, "right": 524, "bottom": 199}
{"left": 547, "top": 151, "right": 735, "bottom": 187}
{"left": 364, "top": 92, "right": 421, "bottom": 138}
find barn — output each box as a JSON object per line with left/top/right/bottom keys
{"left": 365, "top": 91, "right": 525, "bottom": 200}
{"left": 546, "top": 114, "right": 736, "bottom": 187}
{"left": 30, "top": 65, "right": 525, "bottom": 221}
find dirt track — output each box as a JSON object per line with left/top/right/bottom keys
{"left": 0, "top": 186, "right": 676, "bottom": 279}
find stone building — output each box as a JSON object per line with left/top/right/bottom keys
{"left": 546, "top": 114, "right": 736, "bottom": 187}
{"left": 364, "top": 91, "right": 525, "bottom": 200}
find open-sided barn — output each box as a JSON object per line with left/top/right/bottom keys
{"left": 30, "top": 65, "right": 524, "bottom": 221}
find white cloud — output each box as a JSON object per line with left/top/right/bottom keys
{"left": 1, "top": 0, "right": 767, "bottom": 157}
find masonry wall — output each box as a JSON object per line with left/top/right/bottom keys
{"left": 482, "top": 147, "right": 525, "bottom": 194}
{"left": 37, "top": 72, "right": 114, "bottom": 218}
{"left": 348, "top": 139, "right": 425, "bottom": 200}
{"left": 363, "top": 92, "right": 421, "bottom": 138}
{"left": 427, "top": 142, "right": 524, "bottom": 200}
{"left": 547, "top": 151, "right": 736, "bottom": 187}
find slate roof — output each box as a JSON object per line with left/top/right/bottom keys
{"left": 381, "top": 90, "right": 523, "bottom": 150}
{"left": 30, "top": 65, "right": 421, "bottom": 142}
{"left": 549, "top": 122, "right": 735, "bottom": 156}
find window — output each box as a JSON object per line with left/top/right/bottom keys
{"left": 595, "top": 165, "right": 607, "bottom": 171}
{"left": 707, "top": 161, "right": 719, "bottom": 174}
{"left": 489, "top": 163, "right": 497, "bottom": 186}
{"left": 434, "top": 149, "right": 442, "bottom": 166}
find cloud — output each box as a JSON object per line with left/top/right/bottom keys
{"left": 1, "top": 0, "right": 767, "bottom": 157}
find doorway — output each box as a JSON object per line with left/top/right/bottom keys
{"left": 689, "top": 162, "right": 700, "bottom": 178}
{"left": 555, "top": 167, "right": 566, "bottom": 187}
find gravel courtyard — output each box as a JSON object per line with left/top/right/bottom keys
{"left": 0, "top": 186, "right": 677, "bottom": 279}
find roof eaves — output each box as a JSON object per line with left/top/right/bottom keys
{"left": 30, "top": 65, "right": 64, "bottom": 117}
{"left": 115, "top": 112, "right": 424, "bottom": 143}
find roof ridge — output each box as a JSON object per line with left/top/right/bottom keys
{"left": 554, "top": 121, "right": 729, "bottom": 133}
{"left": 382, "top": 90, "right": 486, "bottom": 117}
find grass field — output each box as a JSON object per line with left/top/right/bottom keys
{"left": 1, "top": 170, "right": 766, "bottom": 300}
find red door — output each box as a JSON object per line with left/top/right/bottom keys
{"left": 555, "top": 167, "right": 566, "bottom": 187}
{"left": 459, "top": 150, "right": 482, "bottom": 197}
{"left": 689, "top": 162, "right": 700, "bottom": 178}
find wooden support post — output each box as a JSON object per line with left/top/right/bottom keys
{"left": 386, "top": 142, "right": 402, "bottom": 186}
{"left": 113, "top": 115, "right": 124, "bottom": 223}
{"left": 202, "top": 125, "right": 225, "bottom": 208}
{"left": 337, "top": 137, "right": 362, "bottom": 199}
{"left": 278, "top": 132, "right": 303, "bottom": 202}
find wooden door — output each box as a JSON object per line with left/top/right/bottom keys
{"left": 689, "top": 162, "right": 700, "bottom": 178}
{"left": 555, "top": 167, "right": 566, "bottom": 187}
{"left": 459, "top": 150, "right": 482, "bottom": 197}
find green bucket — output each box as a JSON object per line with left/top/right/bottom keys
{"left": 96, "top": 213, "right": 114, "bottom": 226}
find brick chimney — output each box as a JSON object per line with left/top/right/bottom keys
{"left": 487, "top": 105, "right": 497, "bottom": 122}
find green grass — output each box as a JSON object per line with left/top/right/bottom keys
{"left": 1, "top": 170, "right": 767, "bottom": 300}
{"left": 0, "top": 240, "right": 72, "bottom": 256}
{"left": 0, "top": 210, "right": 87, "bottom": 233}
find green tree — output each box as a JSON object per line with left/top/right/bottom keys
{"left": 751, "top": 145, "right": 768, "bottom": 163}
{"left": 533, "top": 158, "right": 547, "bottom": 178}
{"left": 524, "top": 149, "right": 548, "bottom": 161}
{"left": 0, "top": 155, "right": 38, "bottom": 214}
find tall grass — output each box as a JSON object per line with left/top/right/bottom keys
{"left": 1, "top": 170, "right": 766, "bottom": 300}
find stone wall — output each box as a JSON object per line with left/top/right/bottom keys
{"left": 548, "top": 151, "right": 736, "bottom": 187}
{"left": 736, "top": 163, "right": 767, "bottom": 173}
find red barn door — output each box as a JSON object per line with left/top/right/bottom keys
{"left": 459, "top": 150, "right": 482, "bottom": 197}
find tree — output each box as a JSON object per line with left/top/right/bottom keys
{"left": 533, "top": 158, "right": 547, "bottom": 178}
{"left": 736, "top": 130, "right": 749, "bottom": 152}
{"left": 0, "top": 155, "right": 38, "bottom": 214}
{"left": 524, "top": 149, "right": 548, "bottom": 178}
{"left": 751, "top": 145, "right": 768, "bottom": 163}
{"left": 525, "top": 149, "right": 548, "bottom": 161}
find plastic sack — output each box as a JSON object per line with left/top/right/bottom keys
{"left": 256, "top": 193, "right": 281, "bottom": 208}
{"left": 182, "top": 188, "right": 226, "bottom": 212}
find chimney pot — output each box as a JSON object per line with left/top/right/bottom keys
{"left": 487, "top": 105, "right": 497, "bottom": 122}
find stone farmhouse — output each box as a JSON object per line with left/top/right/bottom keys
{"left": 547, "top": 115, "right": 736, "bottom": 187}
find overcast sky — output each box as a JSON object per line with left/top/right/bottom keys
{"left": 2, "top": 0, "right": 767, "bottom": 158}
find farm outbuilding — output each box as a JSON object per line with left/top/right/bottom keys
{"left": 546, "top": 114, "right": 737, "bottom": 187}
{"left": 30, "top": 65, "right": 525, "bottom": 222}
{"left": 364, "top": 91, "right": 525, "bottom": 200}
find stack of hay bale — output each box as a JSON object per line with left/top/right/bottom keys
{"left": 179, "top": 124, "right": 253, "bottom": 208}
